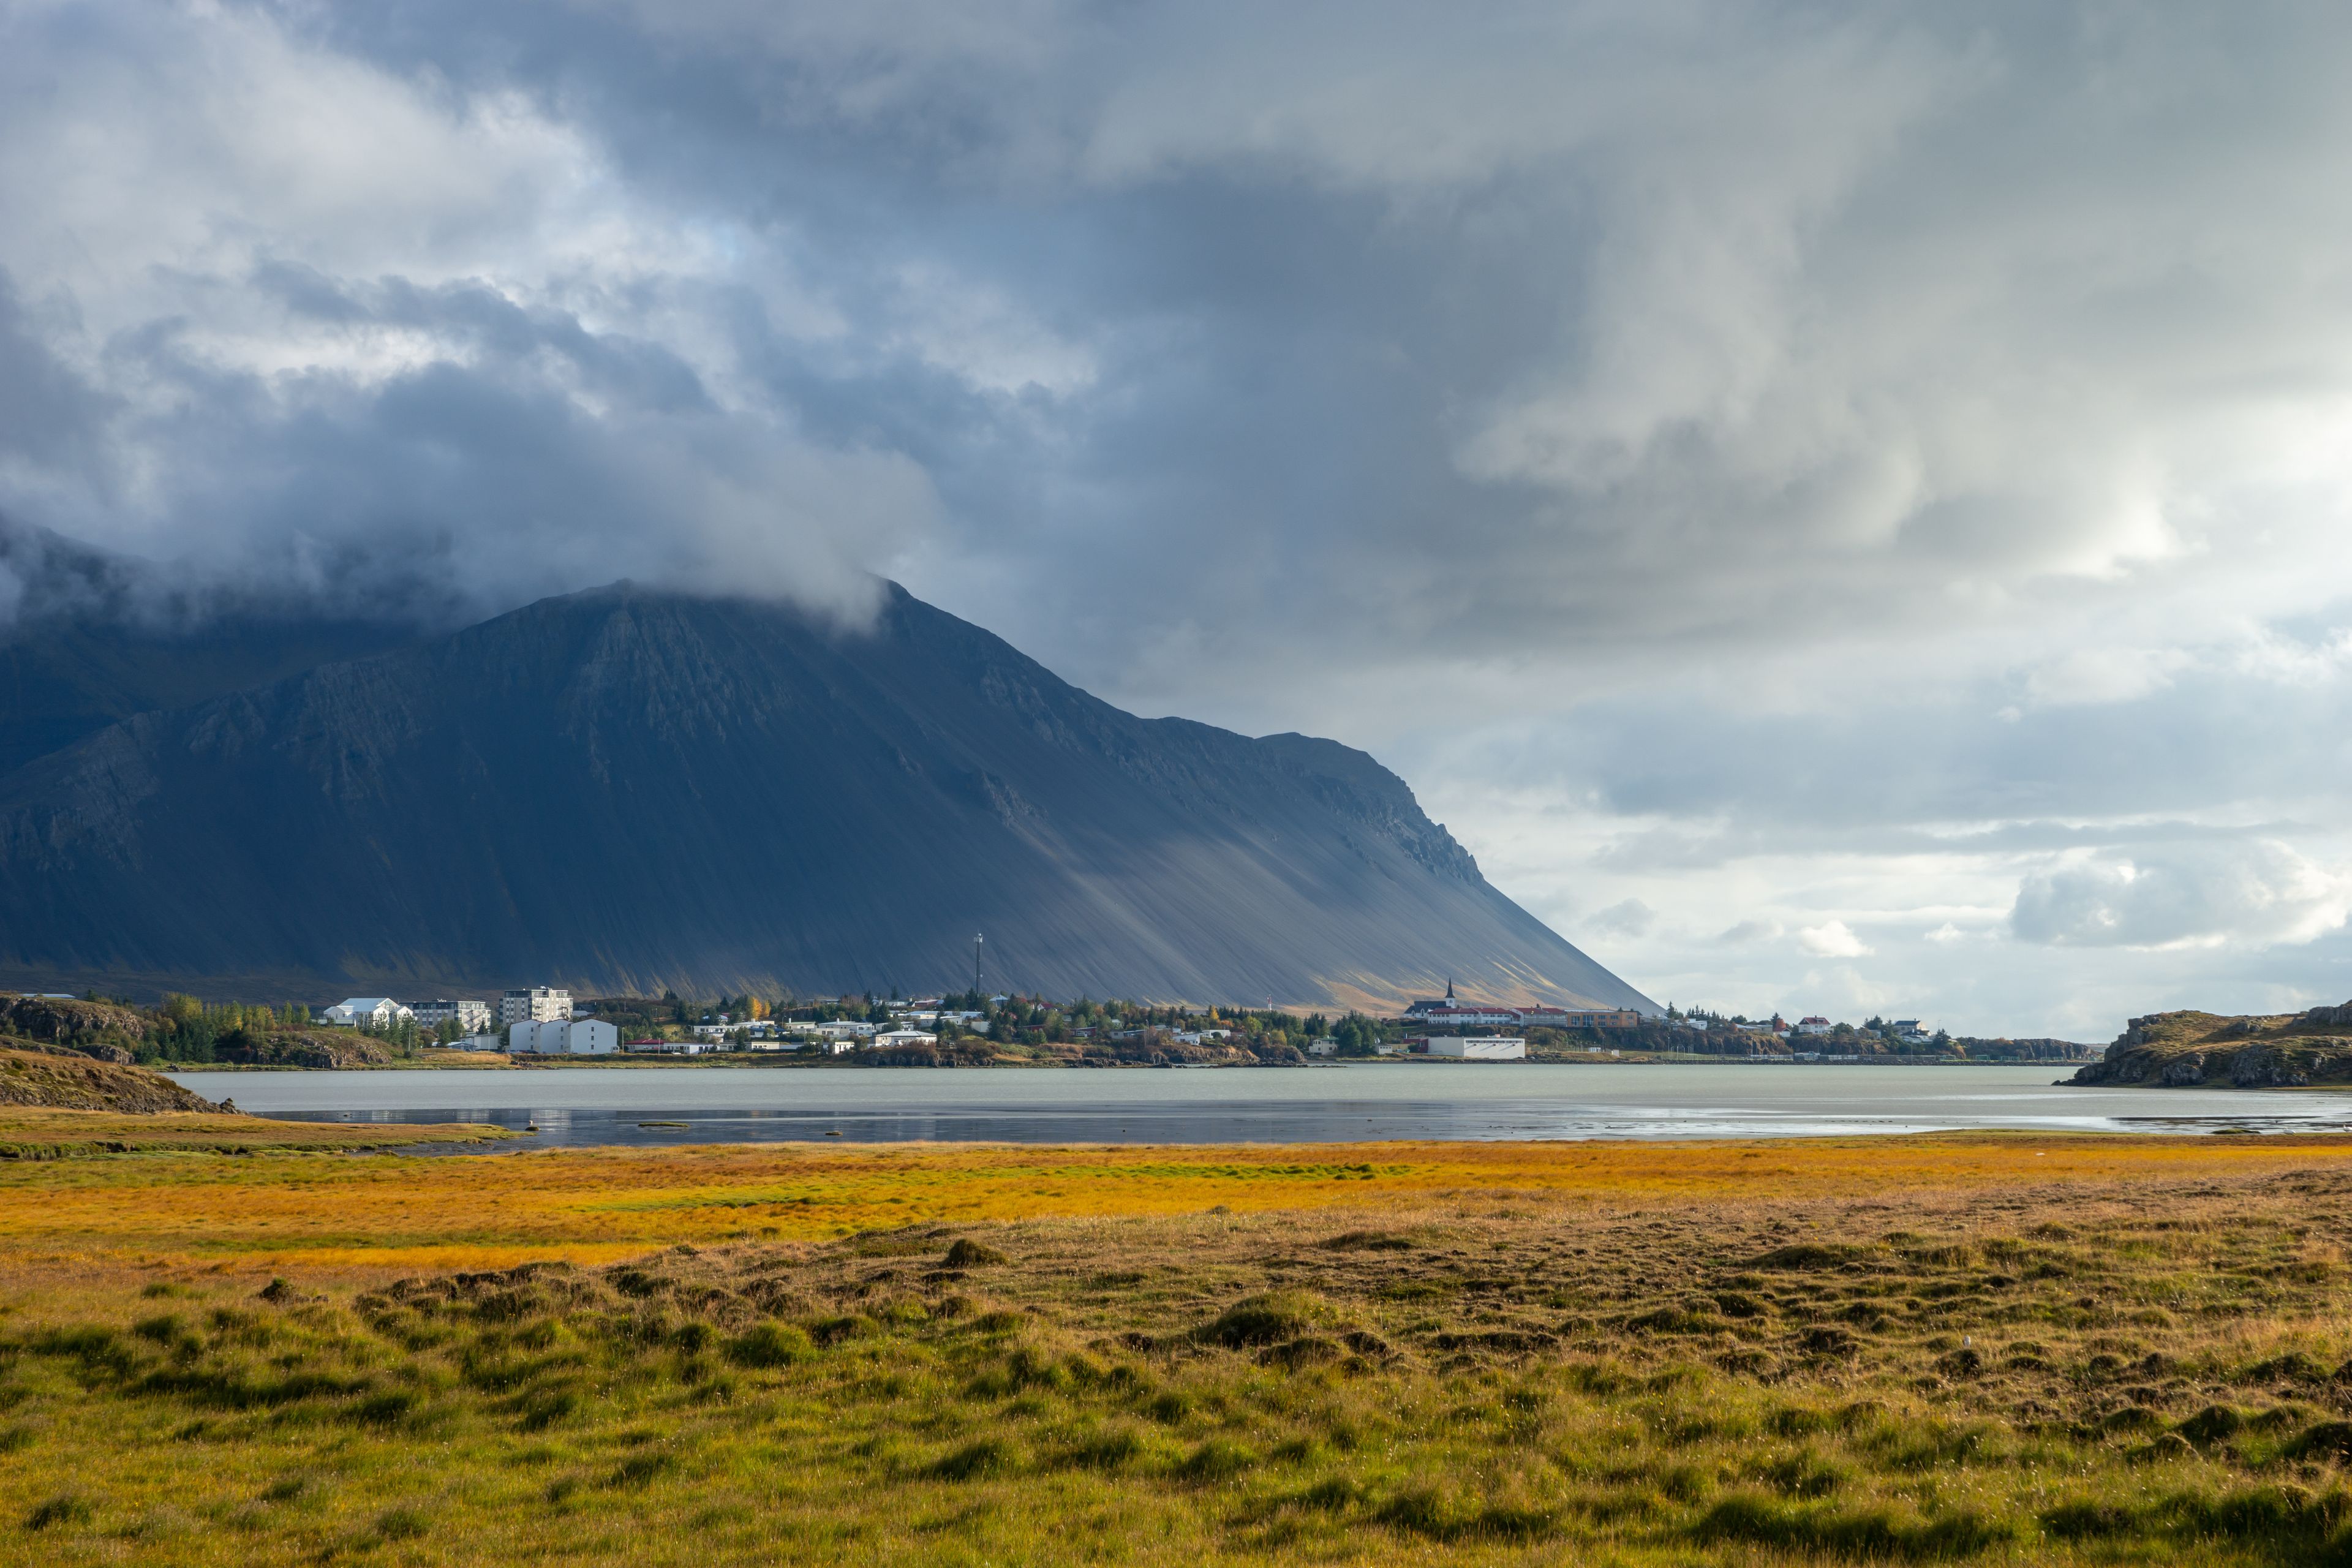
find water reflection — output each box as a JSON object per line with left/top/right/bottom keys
{"left": 274, "top": 1096, "right": 2352, "bottom": 1150}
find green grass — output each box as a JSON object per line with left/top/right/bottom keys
{"left": 12, "top": 1146, "right": 2352, "bottom": 1561}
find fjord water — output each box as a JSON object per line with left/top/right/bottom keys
{"left": 165, "top": 1063, "right": 2352, "bottom": 1148}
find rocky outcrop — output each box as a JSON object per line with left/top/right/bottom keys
{"left": 213, "top": 1029, "right": 393, "bottom": 1069}
{"left": 0, "top": 995, "right": 149, "bottom": 1045}
{"left": 0, "top": 1047, "right": 222, "bottom": 1111}
{"left": 2230, "top": 1047, "right": 2312, "bottom": 1088}
{"left": 2070, "top": 1008, "right": 2352, "bottom": 1088}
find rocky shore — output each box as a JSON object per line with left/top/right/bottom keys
{"left": 0, "top": 1046, "right": 227, "bottom": 1112}
{"left": 2067, "top": 1005, "right": 2352, "bottom": 1088}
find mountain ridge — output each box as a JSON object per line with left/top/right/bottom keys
{"left": 0, "top": 579, "right": 1654, "bottom": 1013}
{"left": 0, "top": 519, "right": 426, "bottom": 775}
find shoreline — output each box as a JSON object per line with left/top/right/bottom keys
{"left": 153, "top": 1052, "right": 2097, "bottom": 1073}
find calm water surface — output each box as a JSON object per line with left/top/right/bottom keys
{"left": 162, "top": 1062, "right": 2352, "bottom": 1149}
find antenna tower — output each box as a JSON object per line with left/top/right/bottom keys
{"left": 973, "top": 932, "right": 984, "bottom": 999}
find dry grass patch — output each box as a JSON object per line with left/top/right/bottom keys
{"left": 6, "top": 1136, "right": 2352, "bottom": 1561}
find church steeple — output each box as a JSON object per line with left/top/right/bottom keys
{"left": 1445, "top": 976, "right": 1455, "bottom": 1000}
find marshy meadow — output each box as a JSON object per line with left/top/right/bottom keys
{"left": 6, "top": 1126, "right": 2352, "bottom": 1563}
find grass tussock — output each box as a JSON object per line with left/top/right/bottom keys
{"left": 9, "top": 1136, "right": 2352, "bottom": 1561}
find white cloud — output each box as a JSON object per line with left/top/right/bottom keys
{"left": 2010, "top": 841, "right": 2352, "bottom": 951}
{"left": 1590, "top": 898, "right": 1656, "bottom": 938}
{"left": 0, "top": 1, "right": 938, "bottom": 619}
{"left": 1798, "top": 919, "right": 1872, "bottom": 958}
{"left": 2021, "top": 647, "right": 2195, "bottom": 707}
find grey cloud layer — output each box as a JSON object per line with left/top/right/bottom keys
{"left": 7, "top": 0, "right": 2352, "bottom": 1030}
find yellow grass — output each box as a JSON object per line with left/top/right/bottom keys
{"left": 6, "top": 1131, "right": 2351, "bottom": 1280}
{"left": 12, "top": 1134, "right": 2352, "bottom": 1564}
{"left": 0, "top": 1106, "right": 510, "bottom": 1161}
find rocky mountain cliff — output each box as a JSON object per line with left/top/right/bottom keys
{"left": 0, "top": 581, "right": 1654, "bottom": 1012}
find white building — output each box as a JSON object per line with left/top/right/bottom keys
{"left": 411, "top": 1000, "right": 492, "bottom": 1033}
{"left": 323, "top": 997, "right": 412, "bottom": 1028}
{"left": 811, "top": 1020, "right": 878, "bottom": 1041}
{"left": 1795, "top": 1016, "right": 1833, "bottom": 1036}
{"left": 873, "top": 1029, "right": 938, "bottom": 1048}
{"left": 1421, "top": 1036, "right": 1527, "bottom": 1060}
{"left": 500, "top": 988, "right": 573, "bottom": 1025}
{"left": 508, "top": 1019, "right": 617, "bottom": 1055}
{"left": 1305, "top": 1038, "right": 1338, "bottom": 1057}
{"left": 626, "top": 1036, "right": 713, "bottom": 1055}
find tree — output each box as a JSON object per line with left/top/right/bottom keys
{"left": 1332, "top": 1013, "right": 1383, "bottom": 1057}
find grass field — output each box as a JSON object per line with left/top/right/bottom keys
{"left": 9, "top": 1133, "right": 2352, "bottom": 1563}
{"left": 0, "top": 1105, "right": 514, "bottom": 1161}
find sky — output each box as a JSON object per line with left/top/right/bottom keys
{"left": 6, "top": 1, "right": 2352, "bottom": 1038}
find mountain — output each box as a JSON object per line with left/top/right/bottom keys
{"left": 0, "top": 521, "right": 421, "bottom": 775}
{"left": 0, "top": 580, "right": 1655, "bottom": 1013}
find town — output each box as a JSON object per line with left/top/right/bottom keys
{"left": 10, "top": 981, "right": 2096, "bottom": 1069}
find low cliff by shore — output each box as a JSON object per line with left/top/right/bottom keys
{"left": 0, "top": 1045, "right": 226, "bottom": 1112}
{"left": 2067, "top": 1004, "right": 2352, "bottom": 1088}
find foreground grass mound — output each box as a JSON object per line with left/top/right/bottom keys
{"left": 9, "top": 1138, "right": 2352, "bottom": 1561}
